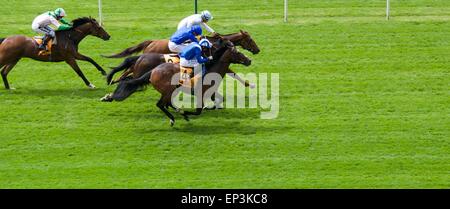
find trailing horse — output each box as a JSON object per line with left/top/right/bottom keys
{"left": 0, "top": 17, "right": 110, "bottom": 89}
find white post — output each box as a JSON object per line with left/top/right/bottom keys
{"left": 386, "top": 0, "right": 390, "bottom": 20}
{"left": 284, "top": 0, "right": 288, "bottom": 22}
{"left": 98, "top": 0, "right": 103, "bottom": 25}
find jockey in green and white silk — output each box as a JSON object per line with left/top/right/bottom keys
{"left": 31, "top": 8, "right": 72, "bottom": 50}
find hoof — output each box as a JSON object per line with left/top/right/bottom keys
{"left": 101, "top": 71, "right": 107, "bottom": 76}
{"left": 88, "top": 84, "right": 97, "bottom": 89}
{"left": 100, "top": 93, "right": 113, "bottom": 102}
{"left": 170, "top": 119, "right": 175, "bottom": 126}
{"left": 249, "top": 83, "right": 256, "bottom": 89}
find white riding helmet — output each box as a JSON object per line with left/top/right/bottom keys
{"left": 201, "top": 10, "right": 213, "bottom": 21}
{"left": 199, "top": 39, "right": 212, "bottom": 48}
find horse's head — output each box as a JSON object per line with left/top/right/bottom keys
{"left": 238, "top": 30, "right": 260, "bottom": 54}
{"left": 87, "top": 18, "right": 111, "bottom": 41}
{"left": 221, "top": 44, "right": 252, "bottom": 66}
{"left": 72, "top": 17, "right": 111, "bottom": 41}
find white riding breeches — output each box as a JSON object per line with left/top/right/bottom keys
{"left": 32, "top": 24, "right": 55, "bottom": 37}
{"left": 168, "top": 41, "right": 189, "bottom": 53}
{"left": 180, "top": 57, "right": 202, "bottom": 75}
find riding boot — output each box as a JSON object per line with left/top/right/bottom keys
{"left": 39, "top": 35, "right": 50, "bottom": 50}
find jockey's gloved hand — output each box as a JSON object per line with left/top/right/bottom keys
{"left": 57, "top": 24, "right": 72, "bottom": 31}
{"left": 208, "top": 56, "right": 213, "bottom": 60}
{"left": 60, "top": 18, "right": 71, "bottom": 25}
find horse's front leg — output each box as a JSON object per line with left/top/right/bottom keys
{"left": 205, "top": 92, "right": 224, "bottom": 110}
{"left": 65, "top": 58, "right": 95, "bottom": 89}
{"left": 75, "top": 53, "right": 107, "bottom": 76}
{"left": 182, "top": 107, "right": 203, "bottom": 117}
{"left": 226, "top": 68, "right": 255, "bottom": 88}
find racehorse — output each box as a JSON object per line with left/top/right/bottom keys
{"left": 104, "top": 30, "right": 259, "bottom": 58}
{"left": 0, "top": 17, "right": 110, "bottom": 89}
{"left": 105, "top": 30, "right": 260, "bottom": 85}
{"left": 100, "top": 38, "right": 253, "bottom": 107}
{"left": 107, "top": 41, "right": 251, "bottom": 126}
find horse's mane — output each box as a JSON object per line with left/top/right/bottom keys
{"left": 221, "top": 32, "right": 240, "bottom": 36}
{"left": 71, "top": 17, "right": 96, "bottom": 28}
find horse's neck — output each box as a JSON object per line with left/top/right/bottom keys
{"left": 223, "top": 33, "right": 242, "bottom": 42}
{"left": 58, "top": 26, "right": 90, "bottom": 45}
{"left": 208, "top": 60, "right": 230, "bottom": 77}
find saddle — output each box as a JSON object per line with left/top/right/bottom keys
{"left": 33, "top": 37, "right": 53, "bottom": 56}
{"left": 163, "top": 54, "right": 180, "bottom": 64}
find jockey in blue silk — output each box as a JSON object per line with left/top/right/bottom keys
{"left": 31, "top": 8, "right": 72, "bottom": 50}
{"left": 168, "top": 25, "right": 203, "bottom": 53}
{"left": 179, "top": 39, "right": 213, "bottom": 83}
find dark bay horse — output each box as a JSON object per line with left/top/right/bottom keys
{"left": 105, "top": 30, "right": 260, "bottom": 85}
{"left": 108, "top": 42, "right": 251, "bottom": 126}
{"left": 0, "top": 17, "right": 110, "bottom": 89}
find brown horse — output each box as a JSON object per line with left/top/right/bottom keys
{"left": 108, "top": 42, "right": 251, "bottom": 126}
{"left": 101, "top": 38, "right": 249, "bottom": 106}
{"left": 0, "top": 17, "right": 110, "bottom": 89}
{"left": 104, "top": 30, "right": 259, "bottom": 59}
{"left": 105, "top": 31, "right": 260, "bottom": 86}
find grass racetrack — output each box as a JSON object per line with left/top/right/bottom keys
{"left": 0, "top": 0, "right": 448, "bottom": 188}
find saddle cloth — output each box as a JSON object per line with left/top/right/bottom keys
{"left": 163, "top": 54, "right": 180, "bottom": 64}
{"left": 163, "top": 54, "right": 200, "bottom": 88}
{"left": 33, "top": 37, "right": 54, "bottom": 56}
{"left": 178, "top": 66, "right": 203, "bottom": 89}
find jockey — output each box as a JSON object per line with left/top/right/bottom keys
{"left": 169, "top": 25, "right": 203, "bottom": 53}
{"left": 177, "top": 10, "right": 216, "bottom": 35}
{"left": 31, "top": 8, "right": 72, "bottom": 50}
{"left": 179, "top": 39, "right": 213, "bottom": 85}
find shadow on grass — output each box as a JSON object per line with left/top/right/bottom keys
{"left": 131, "top": 108, "right": 281, "bottom": 135}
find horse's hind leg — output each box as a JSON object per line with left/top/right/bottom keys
{"left": 157, "top": 95, "right": 176, "bottom": 126}
{"left": 1, "top": 60, "right": 19, "bottom": 90}
{"left": 182, "top": 107, "right": 203, "bottom": 119}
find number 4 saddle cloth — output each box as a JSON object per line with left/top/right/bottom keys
{"left": 163, "top": 54, "right": 200, "bottom": 89}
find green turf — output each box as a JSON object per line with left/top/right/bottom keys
{"left": 0, "top": 0, "right": 448, "bottom": 188}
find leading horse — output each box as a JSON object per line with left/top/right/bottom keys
{"left": 0, "top": 17, "right": 110, "bottom": 89}
{"left": 108, "top": 41, "right": 251, "bottom": 126}
{"left": 104, "top": 30, "right": 259, "bottom": 58}
{"left": 105, "top": 30, "right": 260, "bottom": 85}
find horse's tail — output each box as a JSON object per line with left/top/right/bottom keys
{"left": 106, "top": 55, "right": 140, "bottom": 85}
{"left": 0, "top": 38, "right": 5, "bottom": 45}
{"left": 103, "top": 40, "right": 152, "bottom": 58}
{"left": 111, "top": 70, "right": 152, "bottom": 101}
